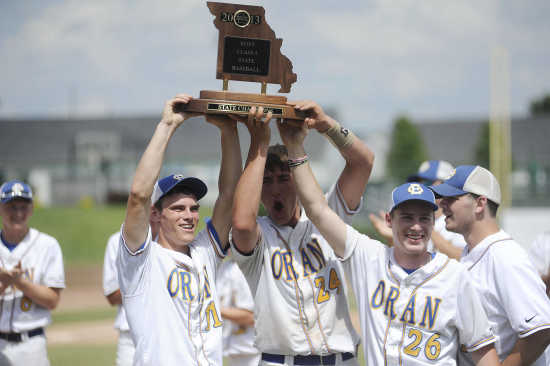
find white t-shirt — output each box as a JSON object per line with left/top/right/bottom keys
{"left": 231, "top": 184, "right": 361, "bottom": 355}
{"left": 342, "top": 225, "right": 494, "bottom": 365}
{"left": 217, "top": 260, "right": 259, "bottom": 357}
{"left": 117, "top": 224, "right": 226, "bottom": 366}
{"left": 102, "top": 231, "right": 130, "bottom": 332}
{"left": 460, "top": 230, "right": 550, "bottom": 365}
{"left": 0, "top": 228, "right": 65, "bottom": 332}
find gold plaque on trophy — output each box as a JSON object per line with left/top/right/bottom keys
{"left": 184, "top": 2, "right": 304, "bottom": 120}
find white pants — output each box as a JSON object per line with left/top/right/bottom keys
{"left": 226, "top": 353, "right": 261, "bottom": 366}
{"left": 117, "top": 330, "right": 136, "bottom": 366}
{"left": 0, "top": 334, "right": 49, "bottom": 366}
{"left": 258, "top": 353, "right": 358, "bottom": 366}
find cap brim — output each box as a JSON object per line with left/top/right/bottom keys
{"left": 173, "top": 177, "right": 208, "bottom": 201}
{"left": 429, "top": 183, "right": 467, "bottom": 198}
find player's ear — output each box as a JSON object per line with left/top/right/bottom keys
{"left": 474, "top": 195, "right": 487, "bottom": 216}
{"left": 150, "top": 205, "right": 161, "bottom": 223}
{"left": 385, "top": 211, "right": 392, "bottom": 228}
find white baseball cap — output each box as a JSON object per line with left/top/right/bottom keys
{"left": 429, "top": 165, "right": 501, "bottom": 205}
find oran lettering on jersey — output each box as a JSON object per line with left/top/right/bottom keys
{"left": 165, "top": 266, "right": 222, "bottom": 330}
{"left": 370, "top": 280, "right": 442, "bottom": 329}
{"left": 270, "top": 238, "right": 343, "bottom": 304}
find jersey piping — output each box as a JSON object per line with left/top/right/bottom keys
{"left": 273, "top": 226, "right": 315, "bottom": 353}
{"left": 466, "top": 237, "right": 513, "bottom": 270}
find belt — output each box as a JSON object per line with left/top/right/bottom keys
{"left": 261, "top": 352, "right": 354, "bottom": 365}
{"left": 0, "top": 327, "right": 44, "bottom": 343}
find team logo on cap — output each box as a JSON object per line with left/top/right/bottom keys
{"left": 446, "top": 169, "right": 456, "bottom": 180}
{"left": 408, "top": 183, "right": 424, "bottom": 195}
{"left": 12, "top": 183, "right": 25, "bottom": 196}
{"left": 173, "top": 174, "right": 185, "bottom": 180}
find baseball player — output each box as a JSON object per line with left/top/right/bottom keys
{"left": 217, "top": 255, "right": 260, "bottom": 366}
{"left": 278, "top": 121, "right": 500, "bottom": 365}
{"left": 117, "top": 94, "right": 242, "bottom": 365}
{"left": 369, "top": 160, "right": 466, "bottom": 259}
{"left": 430, "top": 165, "right": 550, "bottom": 365}
{"left": 0, "top": 180, "right": 65, "bottom": 366}
{"left": 231, "top": 102, "right": 374, "bottom": 365}
{"left": 102, "top": 215, "right": 159, "bottom": 366}
{"left": 527, "top": 231, "right": 550, "bottom": 364}
{"left": 528, "top": 231, "right": 550, "bottom": 296}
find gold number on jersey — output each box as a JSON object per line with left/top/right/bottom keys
{"left": 20, "top": 296, "right": 32, "bottom": 312}
{"left": 314, "top": 269, "right": 342, "bottom": 304}
{"left": 204, "top": 301, "right": 223, "bottom": 331}
{"left": 425, "top": 333, "right": 441, "bottom": 360}
{"left": 403, "top": 329, "right": 442, "bottom": 360}
{"left": 328, "top": 268, "right": 341, "bottom": 294}
{"left": 314, "top": 277, "right": 330, "bottom": 303}
{"left": 403, "top": 329, "right": 422, "bottom": 357}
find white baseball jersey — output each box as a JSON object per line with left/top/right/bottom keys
{"left": 459, "top": 230, "right": 550, "bottom": 365}
{"left": 103, "top": 231, "right": 135, "bottom": 366}
{"left": 0, "top": 228, "right": 65, "bottom": 333}
{"left": 527, "top": 231, "right": 550, "bottom": 365}
{"left": 117, "top": 223, "right": 226, "bottom": 366}
{"left": 342, "top": 225, "right": 495, "bottom": 365}
{"left": 103, "top": 231, "right": 131, "bottom": 332}
{"left": 230, "top": 184, "right": 361, "bottom": 356}
{"left": 528, "top": 231, "right": 550, "bottom": 280}
{"left": 217, "top": 260, "right": 260, "bottom": 365}
{"left": 426, "top": 215, "right": 467, "bottom": 253}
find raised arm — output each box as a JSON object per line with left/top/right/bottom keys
{"left": 276, "top": 120, "right": 348, "bottom": 258}
{"left": 123, "top": 94, "right": 198, "bottom": 252}
{"left": 205, "top": 115, "right": 242, "bottom": 248}
{"left": 231, "top": 107, "right": 273, "bottom": 254}
{"left": 290, "top": 101, "right": 374, "bottom": 210}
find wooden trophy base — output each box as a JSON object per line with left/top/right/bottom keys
{"left": 183, "top": 91, "right": 305, "bottom": 120}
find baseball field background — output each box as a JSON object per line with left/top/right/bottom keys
{"left": 22, "top": 204, "right": 368, "bottom": 365}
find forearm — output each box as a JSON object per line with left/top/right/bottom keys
{"left": 211, "top": 124, "right": 242, "bottom": 245}
{"left": 232, "top": 139, "right": 268, "bottom": 253}
{"left": 329, "top": 126, "right": 374, "bottom": 210}
{"left": 106, "top": 289, "right": 122, "bottom": 306}
{"left": 14, "top": 279, "right": 61, "bottom": 310}
{"left": 124, "top": 121, "right": 177, "bottom": 250}
{"left": 287, "top": 145, "right": 347, "bottom": 257}
{"left": 472, "top": 344, "right": 500, "bottom": 366}
{"left": 431, "top": 231, "right": 462, "bottom": 260}
{"left": 503, "top": 330, "right": 550, "bottom": 366}
{"left": 220, "top": 307, "right": 254, "bottom": 327}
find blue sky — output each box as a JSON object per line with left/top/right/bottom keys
{"left": 1, "top": 0, "right": 549, "bottom": 132}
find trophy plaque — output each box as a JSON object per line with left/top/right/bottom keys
{"left": 184, "top": 2, "right": 304, "bottom": 120}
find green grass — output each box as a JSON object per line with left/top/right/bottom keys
{"left": 11, "top": 204, "right": 213, "bottom": 265}
{"left": 52, "top": 307, "right": 117, "bottom": 324}
{"left": 49, "top": 344, "right": 117, "bottom": 366}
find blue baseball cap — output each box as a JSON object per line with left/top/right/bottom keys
{"left": 151, "top": 174, "right": 207, "bottom": 205}
{"left": 429, "top": 165, "right": 501, "bottom": 204}
{"left": 407, "top": 160, "right": 454, "bottom": 182}
{"left": 390, "top": 182, "right": 438, "bottom": 212}
{"left": 1, "top": 180, "right": 33, "bottom": 204}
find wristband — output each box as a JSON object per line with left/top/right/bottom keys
{"left": 287, "top": 155, "right": 309, "bottom": 168}
{"left": 324, "top": 122, "right": 354, "bottom": 149}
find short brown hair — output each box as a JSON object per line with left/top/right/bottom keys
{"left": 469, "top": 193, "right": 499, "bottom": 217}
{"left": 266, "top": 144, "right": 289, "bottom": 172}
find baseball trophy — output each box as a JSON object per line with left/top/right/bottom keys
{"left": 183, "top": 2, "right": 305, "bottom": 120}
